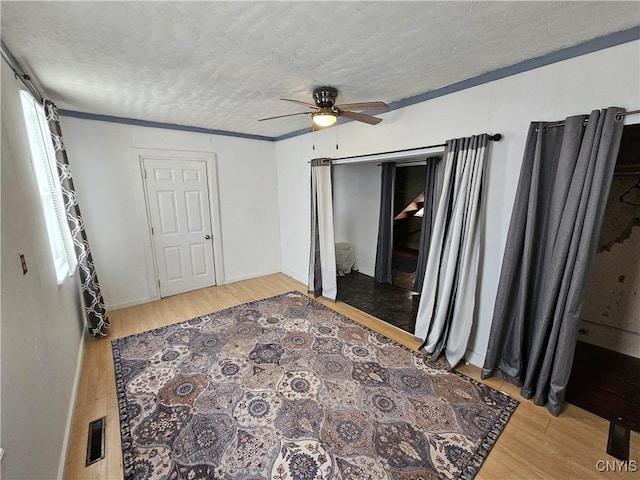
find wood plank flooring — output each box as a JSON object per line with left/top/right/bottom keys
{"left": 63, "top": 273, "right": 639, "bottom": 479}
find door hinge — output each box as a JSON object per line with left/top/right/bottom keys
{"left": 151, "top": 226, "right": 154, "bottom": 235}
{"left": 157, "top": 279, "right": 161, "bottom": 288}
{"left": 143, "top": 169, "right": 147, "bottom": 179}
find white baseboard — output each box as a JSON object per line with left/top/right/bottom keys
{"left": 107, "top": 296, "right": 156, "bottom": 310}
{"left": 106, "top": 270, "right": 285, "bottom": 311}
{"left": 221, "top": 269, "right": 282, "bottom": 285}
{"left": 464, "top": 348, "right": 485, "bottom": 368}
{"left": 57, "top": 327, "right": 86, "bottom": 480}
{"left": 280, "top": 267, "right": 307, "bottom": 286}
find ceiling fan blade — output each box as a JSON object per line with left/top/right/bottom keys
{"left": 335, "top": 101, "right": 389, "bottom": 111}
{"left": 280, "top": 98, "right": 317, "bottom": 109}
{"left": 257, "top": 112, "right": 312, "bottom": 121}
{"left": 339, "top": 110, "right": 383, "bottom": 125}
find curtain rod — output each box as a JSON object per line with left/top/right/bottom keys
{"left": 539, "top": 109, "right": 640, "bottom": 131}
{"left": 309, "top": 133, "right": 503, "bottom": 164}
{"left": 384, "top": 159, "right": 436, "bottom": 167}
{"left": 1, "top": 42, "right": 44, "bottom": 103}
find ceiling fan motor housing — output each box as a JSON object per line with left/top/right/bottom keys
{"left": 313, "top": 86, "right": 338, "bottom": 107}
{"left": 259, "top": 86, "right": 385, "bottom": 125}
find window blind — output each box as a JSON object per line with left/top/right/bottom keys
{"left": 20, "top": 90, "right": 77, "bottom": 282}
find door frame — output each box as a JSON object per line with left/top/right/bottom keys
{"left": 135, "top": 149, "right": 224, "bottom": 300}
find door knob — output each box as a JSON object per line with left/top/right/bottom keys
{"left": 205, "top": 234, "right": 211, "bottom": 240}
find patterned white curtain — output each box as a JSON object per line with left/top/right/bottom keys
{"left": 45, "top": 100, "right": 110, "bottom": 336}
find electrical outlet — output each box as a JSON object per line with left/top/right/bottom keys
{"left": 578, "top": 328, "right": 589, "bottom": 336}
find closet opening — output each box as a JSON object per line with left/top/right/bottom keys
{"left": 391, "top": 164, "right": 427, "bottom": 291}
{"left": 332, "top": 153, "right": 442, "bottom": 334}
{"left": 566, "top": 122, "right": 640, "bottom": 458}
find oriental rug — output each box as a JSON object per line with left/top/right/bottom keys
{"left": 112, "top": 291, "right": 518, "bottom": 480}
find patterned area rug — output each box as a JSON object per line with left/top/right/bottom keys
{"left": 112, "top": 291, "right": 518, "bottom": 479}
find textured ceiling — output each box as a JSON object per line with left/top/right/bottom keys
{"left": 2, "top": 1, "right": 639, "bottom": 139}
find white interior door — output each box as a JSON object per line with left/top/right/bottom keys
{"left": 143, "top": 157, "right": 216, "bottom": 297}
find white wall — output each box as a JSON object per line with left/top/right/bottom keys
{"left": 60, "top": 118, "right": 282, "bottom": 309}
{"left": 333, "top": 162, "right": 381, "bottom": 276}
{"left": 276, "top": 40, "right": 640, "bottom": 367}
{"left": 1, "top": 60, "right": 85, "bottom": 480}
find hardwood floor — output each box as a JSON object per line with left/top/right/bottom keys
{"left": 64, "top": 273, "right": 639, "bottom": 479}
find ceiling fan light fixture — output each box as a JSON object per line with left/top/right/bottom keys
{"left": 261, "top": 87, "right": 387, "bottom": 127}
{"left": 312, "top": 108, "right": 338, "bottom": 127}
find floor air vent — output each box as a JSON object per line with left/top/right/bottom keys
{"left": 607, "top": 421, "right": 630, "bottom": 461}
{"left": 86, "top": 417, "right": 105, "bottom": 466}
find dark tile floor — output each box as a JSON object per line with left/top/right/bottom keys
{"left": 567, "top": 341, "right": 640, "bottom": 432}
{"left": 336, "top": 271, "right": 419, "bottom": 334}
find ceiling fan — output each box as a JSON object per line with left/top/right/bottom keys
{"left": 258, "top": 86, "right": 388, "bottom": 128}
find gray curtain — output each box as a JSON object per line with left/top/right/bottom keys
{"left": 308, "top": 158, "right": 337, "bottom": 300}
{"left": 44, "top": 101, "right": 110, "bottom": 337}
{"left": 414, "top": 135, "right": 489, "bottom": 369}
{"left": 482, "top": 107, "right": 625, "bottom": 416}
{"left": 374, "top": 162, "right": 395, "bottom": 283}
{"left": 412, "top": 157, "right": 440, "bottom": 293}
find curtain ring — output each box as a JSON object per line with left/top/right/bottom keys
{"left": 615, "top": 111, "right": 625, "bottom": 122}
